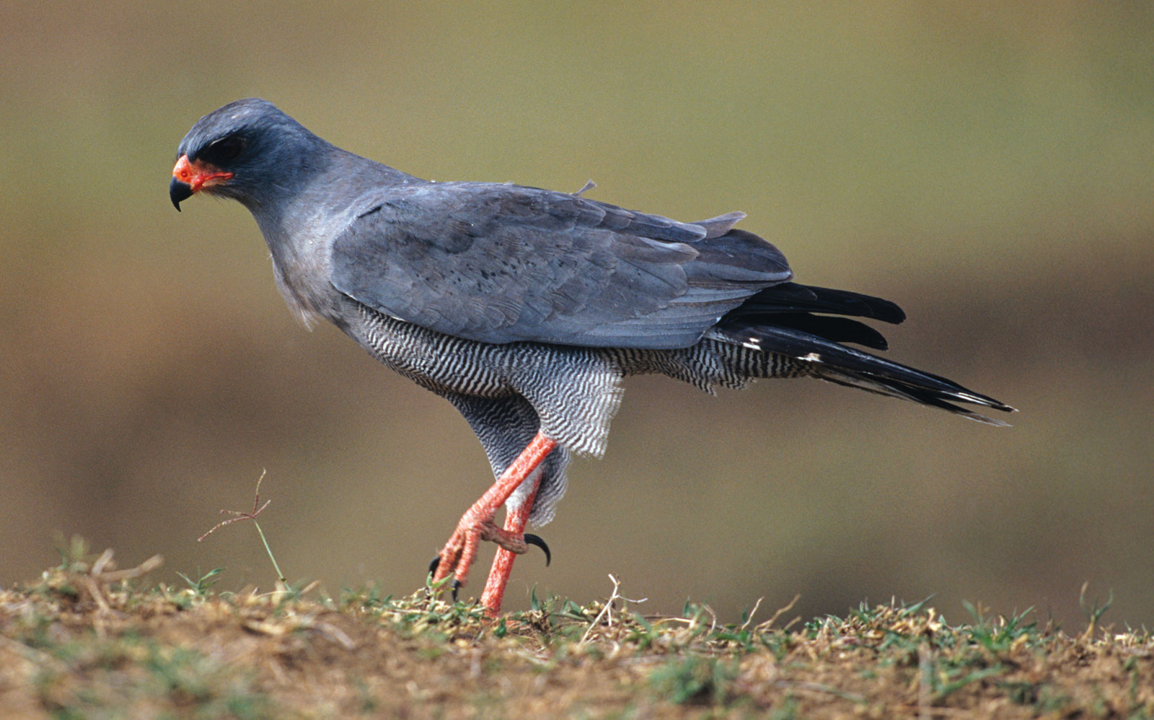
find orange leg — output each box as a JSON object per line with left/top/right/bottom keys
{"left": 480, "top": 473, "right": 542, "bottom": 617}
{"left": 432, "top": 432, "right": 556, "bottom": 614}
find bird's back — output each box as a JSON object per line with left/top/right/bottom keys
{"left": 330, "top": 180, "right": 792, "bottom": 349}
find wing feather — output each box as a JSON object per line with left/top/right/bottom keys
{"left": 331, "top": 182, "right": 790, "bottom": 348}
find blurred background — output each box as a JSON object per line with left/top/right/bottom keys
{"left": 2, "top": 2, "right": 1151, "bottom": 629}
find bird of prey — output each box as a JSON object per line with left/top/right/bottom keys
{"left": 170, "top": 98, "right": 1013, "bottom": 616}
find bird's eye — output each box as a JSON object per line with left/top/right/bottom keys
{"left": 207, "top": 136, "right": 246, "bottom": 163}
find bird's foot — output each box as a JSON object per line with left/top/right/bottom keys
{"left": 479, "top": 522, "right": 550, "bottom": 562}
{"left": 425, "top": 432, "right": 558, "bottom": 615}
{"left": 428, "top": 516, "right": 550, "bottom": 602}
{"left": 427, "top": 514, "right": 484, "bottom": 601}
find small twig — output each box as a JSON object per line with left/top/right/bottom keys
{"left": 198, "top": 470, "right": 286, "bottom": 584}
{"left": 695, "top": 602, "right": 719, "bottom": 636}
{"left": 581, "top": 574, "right": 647, "bottom": 644}
{"left": 84, "top": 577, "right": 111, "bottom": 614}
{"left": 82, "top": 550, "right": 164, "bottom": 614}
{"left": 91, "top": 548, "right": 115, "bottom": 576}
{"left": 756, "top": 594, "right": 801, "bottom": 633}
{"left": 740, "top": 597, "right": 764, "bottom": 632}
{"left": 582, "top": 576, "right": 621, "bottom": 643}
{"left": 91, "top": 553, "right": 164, "bottom": 584}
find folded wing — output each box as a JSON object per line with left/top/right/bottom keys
{"left": 331, "top": 182, "right": 792, "bottom": 349}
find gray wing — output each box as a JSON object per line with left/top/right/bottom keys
{"left": 330, "top": 182, "right": 792, "bottom": 349}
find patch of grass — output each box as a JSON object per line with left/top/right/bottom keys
{"left": 1080, "top": 582, "right": 1114, "bottom": 636}
{"left": 175, "top": 567, "right": 223, "bottom": 598}
{"left": 2, "top": 551, "right": 1153, "bottom": 718}
{"left": 649, "top": 655, "right": 739, "bottom": 706}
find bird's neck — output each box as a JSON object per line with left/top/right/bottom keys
{"left": 249, "top": 150, "right": 422, "bottom": 327}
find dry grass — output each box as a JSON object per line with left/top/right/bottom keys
{"left": 1, "top": 545, "right": 1151, "bottom": 718}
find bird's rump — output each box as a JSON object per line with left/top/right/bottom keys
{"left": 331, "top": 182, "right": 792, "bottom": 349}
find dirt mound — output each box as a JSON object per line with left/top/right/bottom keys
{"left": 2, "top": 550, "right": 1151, "bottom": 718}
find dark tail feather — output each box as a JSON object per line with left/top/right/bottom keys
{"left": 708, "top": 322, "right": 1015, "bottom": 425}
{"left": 731, "top": 282, "right": 907, "bottom": 324}
{"left": 758, "top": 313, "right": 891, "bottom": 350}
{"left": 814, "top": 369, "right": 1012, "bottom": 426}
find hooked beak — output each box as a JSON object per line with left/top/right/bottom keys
{"left": 170, "top": 155, "right": 233, "bottom": 211}
{"left": 169, "top": 176, "right": 193, "bottom": 210}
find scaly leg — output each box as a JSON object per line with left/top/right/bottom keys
{"left": 431, "top": 432, "right": 556, "bottom": 613}
{"left": 479, "top": 472, "right": 542, "bottom": 616}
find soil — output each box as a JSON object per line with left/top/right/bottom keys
{"left": 1, "top": 551, "right": 1151, "bottom": 718}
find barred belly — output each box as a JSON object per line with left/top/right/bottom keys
{"left": 347, "top": 300, "right": 811, "bottom": 455}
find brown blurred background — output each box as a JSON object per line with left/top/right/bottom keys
{"left": 2, "top": 3, "right": 1151, "bottom": 628}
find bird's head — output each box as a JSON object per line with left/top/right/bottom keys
{"left": 170, "top": 98, "right": 322, "bottom": 211}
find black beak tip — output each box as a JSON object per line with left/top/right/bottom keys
{"left": 169, "top": 177, "right": 192, "bottom": 211}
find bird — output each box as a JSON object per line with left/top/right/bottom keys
{"left": 170, "top": 98, "right": 1014, "bottom": 617}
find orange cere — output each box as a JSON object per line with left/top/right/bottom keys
{"left": 172, "top": 155, "right": 234, "bottom": 192}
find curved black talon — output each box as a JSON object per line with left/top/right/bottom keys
{"left": 427, "top": 557, "right": 460, "bottom": 602}
{"left": 524, "top": 534, "right": 552, "bottom": 567}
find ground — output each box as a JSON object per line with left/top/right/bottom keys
{"left": 1, "top": 546, "right": 1151, "bottom": 719}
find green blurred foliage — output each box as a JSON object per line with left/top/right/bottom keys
{"left": 1, "top": 2, "right": 1151, "bottom": 628}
